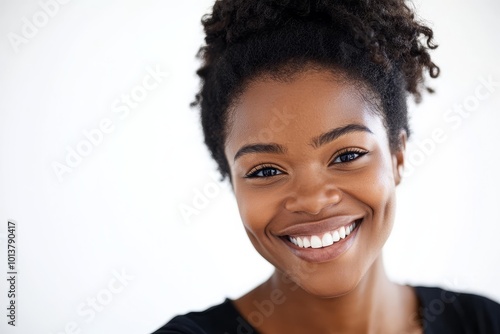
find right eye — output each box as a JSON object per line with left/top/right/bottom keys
{"left": 245, "top": 166, "right": 284, "bottom": 178}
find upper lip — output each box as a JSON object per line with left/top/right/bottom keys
{"left": 275, "top": 215, "right": 364, "bottom": 237}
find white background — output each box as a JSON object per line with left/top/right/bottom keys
{"left": 0, "top": 0, "right": 499, "bottom": 333}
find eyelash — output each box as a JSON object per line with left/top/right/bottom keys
{"left": 244, "top": 148, "right": 369, "bottom": 178}
{"left": 331, "top": 148, "right": 368, "bottom": 164}
{"left": 245, "top": 164, "right": 283, "bottom": 179}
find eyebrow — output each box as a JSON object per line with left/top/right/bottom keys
{"left": 310, "top": 123, "right": 373, "bottom": 148}
{"left": 233, "top": 143, "right": 287, "bottom": 162}
{"left": 233, "top": 123, "right": 373, "bottom": 161}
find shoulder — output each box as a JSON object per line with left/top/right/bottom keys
{"left": 414, "top": 285, "right": 500, "bottom": 334}
{"left": 151, "top": 298, "right": 255, "bottom": 334}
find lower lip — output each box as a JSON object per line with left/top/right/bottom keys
{"left": 282, "top": 218, "right": 362, "bottom": 263}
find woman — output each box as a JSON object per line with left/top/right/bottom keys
{"left": 154, "top": 0, "right": 500, "bottom": 333}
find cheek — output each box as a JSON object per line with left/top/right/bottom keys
{"left": 234, "top": 187, "right": 286, "bottom": 263}
{"left": 235, "top": 186, "right": 281, "bottom": 237}
{"left": 348, "top": 154, "right": 397, "bottom": 248}
{"left": 346, "top": 152, "right": 396, "bottom": 212}
{"left": 368, "top": 155, "right": 397, "bottom": 222}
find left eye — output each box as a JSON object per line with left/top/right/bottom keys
{"left": 246, "top": 167, "right": 283, "bottom": 178}
{"left": 333, "top": 150, "right": 367, "bottom": 164}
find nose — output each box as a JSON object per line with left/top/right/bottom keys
{"left": 284, "top": 172, "right": 342, "bottom": 215}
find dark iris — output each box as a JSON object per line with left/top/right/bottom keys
{"left": 259, "top": 168, "right": 280, "bottom": 177}
{"left": 247, "top": 166, "right": 284, "bottom": 178}
{"left": 339, "top": 152, "right": 358, "bottom": 163}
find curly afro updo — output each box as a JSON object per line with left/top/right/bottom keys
{"left": 192, "top": 0, "right": 440, "bottom": 182}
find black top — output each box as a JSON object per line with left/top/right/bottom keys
{"left": 153, "top": 286, "right": 500, "bottom": 334}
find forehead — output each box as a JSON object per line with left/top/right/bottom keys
{"left": 225, "top": 69, "right": 387, "bottom": 153}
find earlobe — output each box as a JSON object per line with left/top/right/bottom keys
{"left": 393, "top": 130, "right": 407, "bottom": 186}
{"left": 397, "top": 165, "right": 404, "bottom": 180}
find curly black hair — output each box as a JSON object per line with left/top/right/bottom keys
{"left": 192, "top": 0, "right": 440, "bottom": 182}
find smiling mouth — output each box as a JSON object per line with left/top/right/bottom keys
{"left": 284, "top": 218, "right": 362, "bottom": 249}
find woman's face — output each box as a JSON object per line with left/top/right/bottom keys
{"left": 224, "top": 69, "right": 405, "bottom": 297}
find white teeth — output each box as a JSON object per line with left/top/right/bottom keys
{"left": 297, "top": 237, "right": 303, "bottom": 248}
{"left": 303, "top": 237, "right": 311, "bottom": 248}
{"left": 339, "top": 226, "right": 346, "bottom": 239}
{"left": 321, "top": 232, "right": 334, "bottom": 247}
{"left": 288, "top": 221, "right": 360, "bottom": 249}
{"left": 311, "top": 236, "right": 322, "bottom": 248}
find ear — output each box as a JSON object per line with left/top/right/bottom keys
{"left": 392, "top": 130, "right": 407, "bottom": 186}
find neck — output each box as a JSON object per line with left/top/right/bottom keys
{"left": 250, "top": 256, "right": 416, "bottom": 333}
